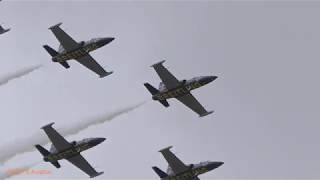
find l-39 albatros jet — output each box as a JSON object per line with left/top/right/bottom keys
{"left": 153, "top": 146, "right": 224, "bottom": 180}
{"left": 0, "top": 25, "right": 10, "bottom": 35}
{"left": 144, "top": 60, "right": 217, "bottom": 117}
{"left": 43, "top": 23, "right": 114, "bottom": 78}
{"left": 35, "top": 123, "right": 105, "bottom": 178}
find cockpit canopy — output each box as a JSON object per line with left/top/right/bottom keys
{"left": 86, "top": 38, "right": 100, "bottom": 44}
{"left": 77, "top": 138, "right": 94, "bottom": 144}
{"left": 186, "top": 76, "right": 203, "bottom": 84}
{"left": 193, "top": 161, "right": 211, "bottom": 168}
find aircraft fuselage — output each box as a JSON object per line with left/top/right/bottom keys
{"left": 165, "top": 161, "right": 223, "bottom": 180}
{"left": 44, "top": 138, "right": 105, "bottom": 162}
{"left": 153, "top": 76, "right": 217, "bottom": 101}
{"left": 52, "top": 37, "right": 114, "bottom": 62}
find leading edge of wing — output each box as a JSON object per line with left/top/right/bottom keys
{"left": 41, "top": 122, "right": 72, "bottom": 151}
{"left": 159, "top": 146, "right": 188, "bottom": 174}
{"left": 150, "top": 60, "right": 180, "bottom": 89}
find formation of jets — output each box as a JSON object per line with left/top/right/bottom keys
{"left": 2, "top": 20, "right": 222, "bottom": 178}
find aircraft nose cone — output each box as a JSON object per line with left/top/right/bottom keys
{"left": 99, "top": 37, "right": 115, "bottom": 46}
{"left": 200, "top": 76, "right": 217, "bottom": 85}
{"left": 90, "top": 138, "right": 106, "bottom": 146}
{"left": 207, "top": 162, "right": 224, "bottom": 171}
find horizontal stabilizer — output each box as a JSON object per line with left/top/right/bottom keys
{"left": 199, "top": 111, "right": 214, "bottom": 117}
{"left": 49, "top": 22, "right": 62, "bottom": 30}
{"left": 152, "top": 166, "right": 168, "bottom": 178}
{"left": 90, "top": 172, "right": 104, "bottom": 178}
{"left": 144, "top": 83, "right": 159, "bottom": 95}
{"left": 60, "top": 62, "right": 70, "bottom": 69}
{"left": 35, "top": 144, "right": 50, "bottom": 156}
{"left": 43, "top": 45, "right": 58, "bottom": 57}
{"left": 51, "top": 161, "right": 61, "bottom": 169}
{"left": 159, "top": 100, "right": 169, "bottom": 107}
{"left": 151, "top": 60, "right": 166, "bottom": 67}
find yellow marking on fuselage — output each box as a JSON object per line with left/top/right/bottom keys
{"left": 166, "top": 167, "right": 208, "bottom": 180}
{"left": 156, "top": 81, "right": 203, "bottom": 101}
{"left": 56, "top": 43, "right": 99, "bottom": 62}
{"left": 48, "top": 143, "right": 91, "bottom": 161}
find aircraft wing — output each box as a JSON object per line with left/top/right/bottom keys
{"left": 41, "top": 123, "right": 72, "bottom": 151}
{"left": 176, "top": 93, "right": 213, "bottom": 117}
{"left": 151, "top": 60, "right": 180, "bottom": 89}
{"left": 49, "top": 23, "right": 78, "bottom": 51}
{"left": 67, "top": 154, "right": 103, "bottom": 178}
{"left": 75, "top": 54, "right": 112, "bottom": 78}
{"left": 159, "top": 146, "right": 188, "bottom": 175}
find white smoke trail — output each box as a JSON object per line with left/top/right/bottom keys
{"left": 0, "top": 65, "right": 42, "bottom": 86}
{"left": 0, "top": 101, "right": 146, "bottom": 165}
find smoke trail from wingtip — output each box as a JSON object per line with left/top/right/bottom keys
{"left": 59, "top": 101, "right": 147, "bottom": 136}
{"left": 0, "top": 65, "right": 42, "bottom": 86}
{"left": 0, "top": 101, "right": 147, "bottom": 165}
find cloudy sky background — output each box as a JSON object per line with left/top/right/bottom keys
{"left": 0, "top": 0, "right": 319, "bottom": 179}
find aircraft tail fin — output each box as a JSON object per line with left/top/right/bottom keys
{"left": 144, "top": 83, "right": 159, "bottom": 95}
{"left": 35, "top": 144, "right": 50, "bottom": 157}
{"left": 43, "top": 45, "right": 70, "bottom": 69}
{"left": 43, "top": 45, "right": 58, "bottom": 57}
{"left": 35, "top": 145, "right": 61, "bottom": 168}
{"left": 152, "top": 166, "right": 168, "bottom": 178}
{"left": 144, "top": 83, "right": 170, "bottom": 107}
{"left": 51, "top": 161, "right": 61, "bottom": 169}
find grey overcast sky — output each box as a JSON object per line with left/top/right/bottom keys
{"left": 0, "top": 0, "right": 319, "bottom": 179}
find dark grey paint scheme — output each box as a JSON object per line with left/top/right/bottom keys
{"left": 144, "top": 60, "right": 217, "bottom": 117}
{"left": 0, "top": 25, "right": 10, "bottom": 35}
{"left": 35, "top": 122, "right": 105, "bottom": 178}
{"left": 153, "top": 146, "right": 223, "bottom": 180}
{"left": 43, "top": 22, "right": 114, "bottom": 78}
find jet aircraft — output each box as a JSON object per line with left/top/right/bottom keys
{"left": 152, "top": 146, "right": 223, "bottom": 180}
{"left": 0, "top": 25, "right": 10, "bottom": 34}
{"left": 144, "top": 60, "right": 217, "bottom": 117}
{"left": 43, "top": 23, "right": 114, "bottom": 78}
{"left": 35, "top": 122, "right": 105, "bottom": 178}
